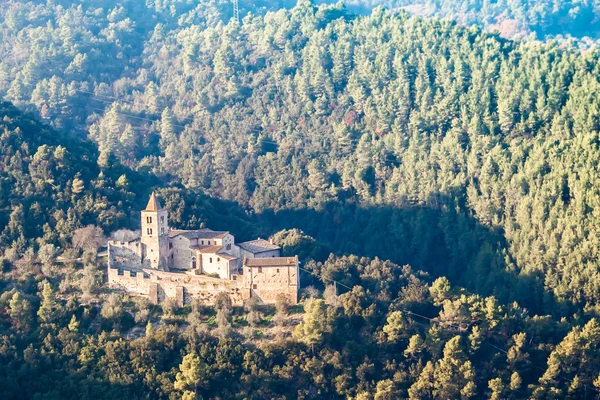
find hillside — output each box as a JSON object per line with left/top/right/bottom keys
{"left": 1, "top": 1, "right": 600, "bottom": 398}
{"left": 334, "top": 0, "right": 600, "bottom": 40}
{"left": 2, "top": 1, "right": 600, "bottom": 314}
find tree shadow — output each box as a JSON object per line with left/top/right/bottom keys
{"left": 247, "top": 195, "right": 563, "bottom": 316}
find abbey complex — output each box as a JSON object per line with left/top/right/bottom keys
{"left": 107, "top": 194, "right": 300, "bottom": 305}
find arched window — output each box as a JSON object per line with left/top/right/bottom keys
{"left": 192, "top": 257, "right": 196, "bottom": 269}
{"left": 147, "top": 216, "right": 152, "bottom": 223}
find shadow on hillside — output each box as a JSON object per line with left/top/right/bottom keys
{"left": 129, "top": 183, "right": 559, "bottom": 316}
{"left": 241, "top": 195, "right": 562, "bottom": 316}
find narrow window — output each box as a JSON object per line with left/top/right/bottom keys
{"left": 207, "top": 240, "right": 211, "bottom": 245}
{"left": 276, "top": 268, "right": 279, "bottom": 273}
{"left": 201, "top": 240, "right": 204, "bottom": 245}
{"left": 217, "top": 257, "right": 220, "bottom": 262}
{"left": 160, "top": 216, "right": 164, "bottom": 224}
{"left": 169, "top": 243, "right": 173, "bottom": 249}
{"left": 209, "top": 257, "right": 213, "bottom": 263}
{"left": 161, "top": 227, "right": 165, "bottom": 234}
{"left": 226, "top": 244, "right": 231, "bottom": 250}
{"left": 147, "top": 228, "right": 152, "bottom": 235}
{"left": 147, "top": 216, "right": 152, "bottom": 223}
{"left": 258, "top": 267, "right": 262, "bottom": 273}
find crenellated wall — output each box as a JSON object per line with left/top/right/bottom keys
{"left": 107, "top": 222, "right": 297, "bottom": 305}
{"left": 108, "top": 266, "right": 249, "bottom": 305}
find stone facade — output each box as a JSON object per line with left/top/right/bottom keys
{"left": 107, "top": 193, "right": 300, "bottom": 305}
{"left": 243, "top": 257, "right": 299, "bottom": 304}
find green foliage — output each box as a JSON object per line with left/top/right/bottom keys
{"left": 0, "top": 2, "right": 600, "bottom": 399}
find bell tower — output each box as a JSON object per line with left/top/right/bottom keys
{"left": 141, "top": 193, "right": 170, "bottom": 270}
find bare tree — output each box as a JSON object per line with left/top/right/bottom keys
{"left": 72, "top": 225, "right": 106, "bottom": 252}
{"left": 111, "top": 229, "right": 139, "bottom": 242}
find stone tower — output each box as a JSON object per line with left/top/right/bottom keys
{"left": 141, "top": 193, "right": 170, "bottom": 270}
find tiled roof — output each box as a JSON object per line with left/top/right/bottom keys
{"left": 238, "top": 239, "right": 280, "bottom": 254}
{"left": 144, "top": 192, "right": 163, "bottom": 211}
{"left": 195, "top": 245, "right": 224, "bottom": 254}
{"left": 169, "top": 228, "right": 229, "bottom": 240}
{"left": 244, "top": 257, "right": 298, "bottom": 267}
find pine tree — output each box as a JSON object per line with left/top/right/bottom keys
{"left": 9, "top": 291, "right": 33, "bottom": 331}
{"left": 37, "top": 281, "right": 62, "bottom": 325}
{"left": 174, "top": 353, "right": 208, "bottom": 398}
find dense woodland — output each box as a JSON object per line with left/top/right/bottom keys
{"left": 2, "top": 0, "right": 600, "bottom": 398}
{"left": 340, "top": 0, "right": 600, "bottom": 40}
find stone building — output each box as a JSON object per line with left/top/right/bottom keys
{"left": 107, "top": 193, "right": 300, "bottom": 305}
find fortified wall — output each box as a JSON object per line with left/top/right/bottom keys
{"left": 107, "top": 265, "right": 247, "bottom": 305}
{"left": 106, "top": 193, "right": 300, "bottom": 306}
{"left": 108, "top": 242, "right": 298, "bottom": 305}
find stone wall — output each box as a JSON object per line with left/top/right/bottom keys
{"left": 108, "top": 241, "right": 143, "bottom": 269}
{"left": 242, "top": 265, "right": 299, "bottom": 304}
{"left": 108, "top": 267, "right": 249, "bottom": 305}
{"left": 170, "top": 235, "right": 195, "bottom": 270}
{"left": 201, "top": 252, "right": 234, "bottom": 279}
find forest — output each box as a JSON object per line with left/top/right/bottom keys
{"left": 338, "top": 0, "right": 600, "bottom": 40}
{"left": 1, "top": 0, "right": 600, "bottom": 398}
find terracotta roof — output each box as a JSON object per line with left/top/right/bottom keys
{"left": 238, "top": 239, "right": 280, "bottom": 254}
{"left": 144, "top": 192, "right": 163, "bottom": 211}
{"left": 169, "top": 228, "right": 229, "bottom": 240}
{"left": 244, "top": 257, "right": 298, "bottom": 267}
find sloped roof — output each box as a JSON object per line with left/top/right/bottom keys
{"left": 169, "top": 228, "right": 229, "bottom": 240}
{"left": 244, "top": 256, "right": 298, "bottom": 267}
{"left": 144, "top": 192, "right": 163, "bottom": 211}
{"left": 195, "top": 245, "right": 224, "bottom": 254}
{"left": 238, "top": 239, "right": 280, "bottom": 254}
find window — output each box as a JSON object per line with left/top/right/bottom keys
{"left": 226, "top": 244, "right": 231, "bottom": 250}
{"left": 171, "top": 254, "right": 174, "bottom": 260}
{"left": 147, "top": 228, "right": 152, "bottom": 235}
{"left": 161, "top": 227, "right": 165, "bottom": 234}
{"left": 207, "top": 240, "right": 211, "bottom": 245}
{"left": 252, "top": 284, "right": 257, "bottom": 289}
{"left": 217, "top": 257, "right": 220, "bottom": 262}
{"left": 276, "top": 269, "right": 280, "bottom": 273}
{"left": 258, "top": 267, "right": 262, "bottom": 273}
{"left": 209, "top": 258, "right": 213, "bottom": 263}
{"left": 147, "top": 216, "right": 152, "bottom": 223}
{"left": 169, "top": 243, "right": 173, "bottom": 249}
{"left": 160, "top": 216, "right": 164, "bottom": 224}
{"left": 201, "top": 240, "right": 204, "bottom": 245}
